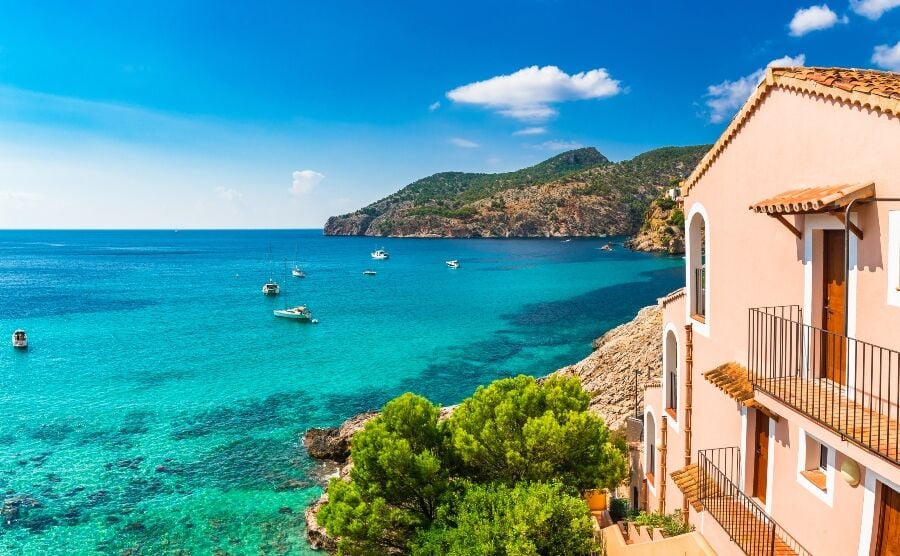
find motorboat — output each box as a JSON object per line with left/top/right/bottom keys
{"left": 363, "top": 269, "right": 377, "bottom": 276}
{"left": 262, "top": 281, "right": 280, "bottom": 295}
{"left": 599, "top": 243, "right": 613, "bottom": 252}
{"left": 12, "top": 329, "right": 27, "bottom": 349}
{"left": 273, "top": 305, "right": 312, "bottom": 321}
{"left": 371, "top": 249, "right": 389, "bottom": 260}
{"left": 292, "top": 267, "right": 306, "bottom": 278}
{"left": 446, "top": 260, "right": 460, "bottom": 269}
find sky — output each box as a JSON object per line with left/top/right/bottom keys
{"left": 1, "top": 1, "right": 899, "bottom": 229}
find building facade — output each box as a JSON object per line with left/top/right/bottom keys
{"left": 642, "top": 67, "right": 900, "bottom": 556}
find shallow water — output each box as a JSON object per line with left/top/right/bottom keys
{"left": 0, "top": 230, "right": 682, "bottom": 554}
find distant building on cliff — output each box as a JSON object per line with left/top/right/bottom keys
{"left": 635, "top": 67, "right": 900, "bottom": 555}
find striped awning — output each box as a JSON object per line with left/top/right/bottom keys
{"left": 749, "top": 182, "right": 874, "bottom": 214}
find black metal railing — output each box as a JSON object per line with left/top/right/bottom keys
{"left": 693, "top": 266, "right": 706, "bottom": 318}
{"left": 749, "top": 306, "right": 900, "bottom": 465}
{"left": 698, "top": 448, "right": 809, "bottom": 556}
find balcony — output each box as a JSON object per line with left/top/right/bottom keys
{"left": 692, "top": 448, "right": 809, "bottom": 556}
{"left": 748, "top": 306, "right": 900, "bottom": 465}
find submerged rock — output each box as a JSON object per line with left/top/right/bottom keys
{"left": 302, "top": 411, "right": 378, "bottom": 463}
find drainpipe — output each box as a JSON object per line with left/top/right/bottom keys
{"left": 683, "top": 324, "right": 694, "bottom": 523}
{"left": 659, "top": 415, "right": 667, "bottom": 513}
{"left": 842, "top": 197, "right": 900, "bottom": 337}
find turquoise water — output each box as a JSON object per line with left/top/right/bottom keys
{"left": 0, "top": 230, "right": 682, "bottom": 554}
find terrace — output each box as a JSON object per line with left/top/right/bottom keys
{"left": 748, "top": 306, "right": 900, "bottom": 465}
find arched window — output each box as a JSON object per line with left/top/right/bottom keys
{"left": 688, "top": 210, "right": 708, "bottom": 321}
{"left": 645, "top": 412, "right": 657, "bottom": 485}
{"left": 665, "top": 329, "right": 678, "bottom": 416}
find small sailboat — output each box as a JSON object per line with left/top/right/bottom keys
{"left": 273, "top": 305, "right": 313, "bottom": 321}
{"left": 371, "top": 248, "right": 389, "bottom": 260}
{"left": 446, "top": 260, "right": 460, "bottom": 269}
{"left": 291, "top": 243, "right": 306, "bottom": 277}
{"left": 262, "top": 281, "right": 280, "bottom": 295}
{"left": 12, "top": 329, "right": 27, "bottom": 349}
{"left": 363, "top": 269, "right": 377, "bottom": 276}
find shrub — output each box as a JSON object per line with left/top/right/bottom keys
{"left": 656, "top": 197, "right": 676, "bottom": 211}
{"left": 411, "top": 482, "right": 596, "bottom": 555}
{"left": 609, "top": 496, "right": 631, "bottom": 522}
{"left": 627, "top": 510, "right": 693, "bottom": 537}
{"left": 667, "top": 208, "right": 685, "bottom": 228}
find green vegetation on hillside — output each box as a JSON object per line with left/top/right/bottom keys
{"left": 343, "top": 148, "right": 610, "bottom": 218}
{"left": 318, "top": 375, "right": 628, "bottom": 555}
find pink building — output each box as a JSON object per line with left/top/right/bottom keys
{"left": 641, "top": 68, "right": 900, "bottom": 555}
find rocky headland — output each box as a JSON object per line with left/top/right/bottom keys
{"left": 323, "top": 146, "right": 708, "bottom": 239}
{"left": 624, "top": 197, "right": 686, "bottom": 255}
{"left": 301, "top": 303, "right": 667, "bottom": 550}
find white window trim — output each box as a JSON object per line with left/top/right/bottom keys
{"left": 795, "top": 428, "right": 836, "bottom": 507}
{"left": 740, "top": 406, "right": 748, "bottom": 493}
{"left": 685, "top": 202, "right": 711, "bottom": 338}
{"left": 662, "top": 322, "right": 681, "bottom": 434}
{"left": 888, "top": 211, "right": 900, "bottom": 307}
{"left": 858, "top": 469, "right": 900, "bottom": 556}
{"left": 802, "top": 214, "right": 859, "bottom": 394}
{"left": 644, "top": 406, "right": 658, "bottom": 497}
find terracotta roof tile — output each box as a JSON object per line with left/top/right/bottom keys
{"left": 749, "top": 182, "right": 875, "bottom": 214}
{"left": 683, "top": 67, "right": 900, "bottom": 195}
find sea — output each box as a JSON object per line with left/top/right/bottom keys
{"left": 0, "top": 230, "right": 683, "bottom": 554}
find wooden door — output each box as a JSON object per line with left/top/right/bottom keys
{"left": 753, "top": 411, "right": 769, "bottom": 503}
{"left": 822, "top": 230, "right": 846, "bottom": 385}
{"left": 876, "top": 485, "right": 900, "bottom": 556}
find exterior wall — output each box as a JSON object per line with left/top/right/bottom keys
{"left": 651, "top": 85, "right": 900, "bottom": 555}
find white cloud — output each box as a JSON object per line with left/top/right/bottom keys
{"left": 215, "top": 186, "right": 242, "bottom": 202}
{"left": 873, "top": 41, "right": 900, "bottom": 70}
{"left": 531, "top": 140, "right": 583, "bottom": 151}
{"left": 449, "top": 137, "right": 480, "bottom": 148}
{"left": 428, "top": 101, "right": 441, "bottom": 111}
{"left": 512, "top": 126, "right": 547, "bottom": 136}
{"left": 789, "top": 5, "right": 846, "bottom": 36}
{"left": 851, "top": 0, "right": 900, "bottom": 19}
{"left": 290, "top": 169, "right": 325, "bottom": 196}
{"left": 704, "top": 54, "right": 806, "bottom": 124}
{"left": 446, "top": 65, "right": 621, "bottom": 122}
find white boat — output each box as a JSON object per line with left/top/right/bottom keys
{"left": 273, "top": 305, "right": 312, "bottom": 321}
{"left": 363, "top": 269, "right": 377, "bottom": 276}
{"left": 262, "top": 281, "right": 280, "bottom": 295}
{"left": 371, "top": 249, "right": 389, "bottom": 260}
{"left": 292, "top": 267, "right": 306, "bottom": 278}
{"left": 446, "top": 260, "right": 460, "bottom": 269}
{"left": 12, "top": 329, "right": 27, "bottom": 349}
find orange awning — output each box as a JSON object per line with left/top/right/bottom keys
{"left": 749, "top": 182, "right": 874, "bottom": 215}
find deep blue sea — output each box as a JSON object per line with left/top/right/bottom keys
{"left": 0, "top": 230, "right": 683, "bottom": 554}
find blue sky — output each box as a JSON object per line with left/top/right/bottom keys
{"left": 1, "top": 0, "right": 899, "bottom": 228}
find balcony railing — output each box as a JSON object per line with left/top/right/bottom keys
{"left": 749, "top": 306, "right": 900, "bottom": 465}
{"left": 698, "top": 448, "right": 809, "bottom": 556}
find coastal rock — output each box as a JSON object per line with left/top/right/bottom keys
{"left": 302, "top": 411, "right": 378, "bottom": 463}
{"left": 625, "top": 198, "right": 685, "bottom": 255}
{"left": 305, "top": 494, "right": 337, "bottom": 552}
{"left": 553, "top": 305, "right": 663, "bottom": 430}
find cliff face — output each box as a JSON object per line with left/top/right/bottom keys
{"left": 625, "top": 198, "right": 685, "bottom": 254}
{"left": 323, "top": 146, "right": 708, "bottom": 238}
{"left": 552, "top": 304, "right": 663, "bottom": 430}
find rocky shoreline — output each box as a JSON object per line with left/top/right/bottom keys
{"left": 300, "top": 304, "right": 664, "bottom": 551}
